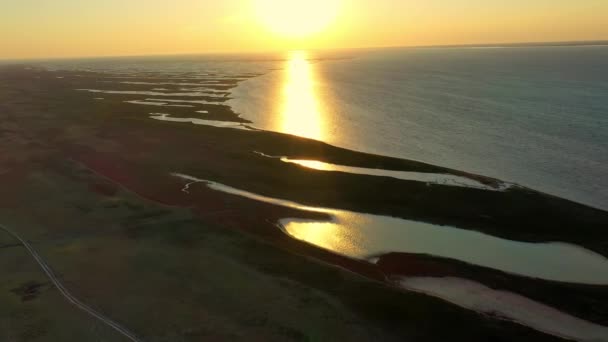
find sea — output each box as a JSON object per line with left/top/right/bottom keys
{"left": 36, "top": 45, "right": 608, "bottom": 211}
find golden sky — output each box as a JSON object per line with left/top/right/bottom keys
{"left": 1, "top": 0, "right": 607, "bottom": 59}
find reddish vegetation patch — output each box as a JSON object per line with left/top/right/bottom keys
{"left": 89, "top": 182, "right": 119, "bottom": 197}
{"left": 68, "top": 147, "right": 386, "bottom": 281}
{"left": 59, "top": 119, "right": 391, "bottom": 281}
{"left": 10, "top": 281, "right": 48, "bottom": 302}
{"left": 376, "top": 252, "right": 462, "bottom": 278}
{"left": 70, "top": 151, "right": 188, "bottom": 207}
{"left": 0, "top": 166, "right": 29, "bottom": 206}
{"left": 57, "top": 122, "right": 439, "bottom": 284}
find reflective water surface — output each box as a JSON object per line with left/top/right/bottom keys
{"left": 278, "top": 51, "right": 326, "bottom": 140}
{"left": 229, "top": 47, "right": 608, "bottom": 210}
{"left": 172, "top": 173, "right": 608, "bottom": 285}
{"left": 253, "top": 152, "right": 510, "bottom": 190}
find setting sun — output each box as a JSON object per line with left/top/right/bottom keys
{"left": 253, "top": 0, "right": 341, "bottom": 38}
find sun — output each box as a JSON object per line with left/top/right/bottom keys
{"left": 253, "top": 0, "right": 341, "bottom": 38}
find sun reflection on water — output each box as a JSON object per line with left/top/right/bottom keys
{"left": 172, "top": 174, "right": 608, "bottom": 284}
{"left": 282, "top": 218, "right": 363, "bottom": 257}
{"left": 278, "top": 51, "right": 325, "bottom": 140}
{"left": 282, "top": 159, "right": 336, "bottom": 171}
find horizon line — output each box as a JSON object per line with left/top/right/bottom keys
{"left": 2, "top": 39, "right": 607, "bottom": 62}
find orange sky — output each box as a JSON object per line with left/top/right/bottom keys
{"left": 1, "top": 0, "right": 607, "bottom": 59}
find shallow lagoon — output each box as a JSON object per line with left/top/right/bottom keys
{"left": 173, "top": 173, "right": 608, "bottom": 285}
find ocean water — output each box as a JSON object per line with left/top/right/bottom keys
{"left": 37, "top": 46, "right": 608, "bottom": 210}
{"left": 229, "top": 46, "right": 608, "bottom": 211}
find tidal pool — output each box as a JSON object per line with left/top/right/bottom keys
{"left": 172, "top": 173, "right": 608, "bottom": 285}
{"left": 254, "top": 151, "right": 508, "bottom": 190}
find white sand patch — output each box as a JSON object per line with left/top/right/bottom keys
{"left": 120, "top": 81, "right": 233, "bottom": 87}
{"left": 149, "top": 113, "right": 249, "bottom": 130}
{"left": 398, "top": 277, "right": 608, "bottom": 342}
{"left": 125, "top": 100, "right": 194, "bottom": 107}
{"left": 178, "top": 87, "right": 229, "bottom": 94}
{"left": 145, "top": 98, "right": 222, "bottom": 105}
{"left": 76, "top": 89, "right": 229, "bottom": 98}
{"left": 121, "top": 81, "right": 207, "bottom": 86}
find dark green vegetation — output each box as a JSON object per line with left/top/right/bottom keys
{"left": 0, "top": 66, "right": 605, "bottom": 340}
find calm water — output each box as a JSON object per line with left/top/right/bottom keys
{"left": 172, "top": 173, "right": 608, "bottom": 285}
{"left": 39, "top": 48, "right": 608, "bottom": 211}
{"left": 229, "top": 46, "right": 608, "bottom": 210}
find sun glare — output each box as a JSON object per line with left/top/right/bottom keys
{"left": 253, "top": 0, "right": 341, "bottom": 38}
{"left": 278, "top": 51, "right": 325, "bottom": 140}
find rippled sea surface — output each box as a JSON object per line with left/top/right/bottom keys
{"left": 230, "top": 46, "right": 608, "bottom": 211}
{"left": 39, "top": 46, "right": 608, "bottom": 210}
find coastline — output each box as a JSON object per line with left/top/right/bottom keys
{"left": 228, "top": 46, "right": 608, "bottom": 211}
{"left": 1, "top": 65, "right": 606, "bottom": 341}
